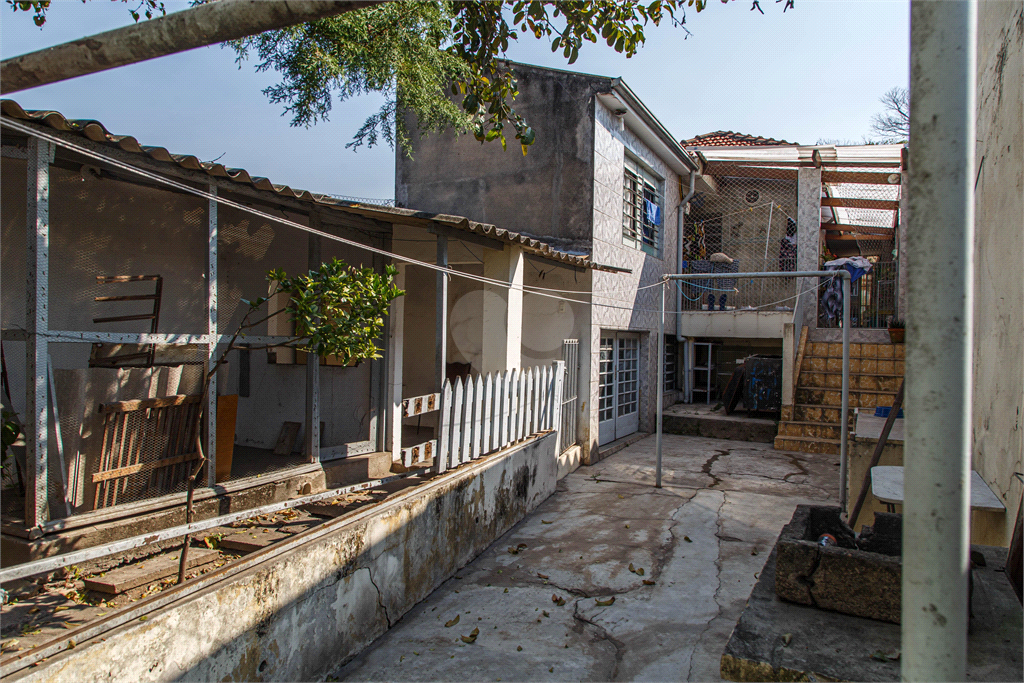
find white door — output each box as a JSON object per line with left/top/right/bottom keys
{"left": 598, "top": 332, "right": 641, "bottom": 445}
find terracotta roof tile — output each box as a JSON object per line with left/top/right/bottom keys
{"left": 1, "top": 99, "right": 626, "bottom": 273}
{"left": 682, "top": 130, "right": 798, "bottom": 148}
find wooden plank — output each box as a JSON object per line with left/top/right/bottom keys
{"left": 96, "top": 275, "right": 161, "bottom": 283}
{"left": 273, "top": 422, "right": 301, "bottom": 456}
{"left": 544, "top": 365, "right": 554, "bottom": 429}
{"left": 402, "top": 392, "right": 440, "bottom": 417}
{"left": 821, "top": 197, "right": 900, "bottom": 211}
{"left": 723, "top": 366, "right": 746, "bottom": 416}
{"left": 99, "top": 394, "right": 202, "bottom": 414}
{"left": 517, "top": 370, "right": 527, "bottom": 441}
{"left": 92, "top": 313, "right": 158, "bottom": 324}
{"left": 482, "top": 372, "right": 493, "bottom": 454}
{"left": 790, "top": 325, "right": 806, "bottom": 401}
{"left": 527, "top": 369, "right": 535, "bottom": 436}
{"left": 450, "top": 377, "right": 464, "bottom": 470}
{"left": 460, "top": 377, "right": 474, "bottom": 465}
{"left": 702, "top": 163, "right": 798, "bottom": 181}
{"left": 825, "top": 233, "right": 896, "bottom": 241}
{"left": 435, "top": 380, "right": 452, "bottom": 475}
{"left": 821, "top": 224, "right": 895, "bottom": 235}
{"left": 505, "top": 370, "right": 517, "bottom": 447}
{"left": 400, "top": 440, "right": 435, "bottom": 465}
{"left": 91, "top": 451, "right": 201, "bottom": 483}
{"left": 822, "top": 170, "right": 901, "bottom": 185}
{"left": 536, "top": 367, "right": 545, "bottom": 431}
{"left": 220, "top": 529, "right": 292, "bottom": 553}
{"left": 83, "top": 548, "right": 219, "bottom": 595}
{"left": 93, "top": 294, "right": 161, "bottom": 302}
{"left": 472, "top": 374, "right": 483, "bottom": 460}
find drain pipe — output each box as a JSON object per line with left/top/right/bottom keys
{"left": 902, "top": 0, "right": 976, "bottom": 680}
{"left": 677, "top": 171, "right": 697, "bottom": 402}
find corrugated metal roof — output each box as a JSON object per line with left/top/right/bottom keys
{"left": 683, "top": 131, "right": 797, "bottom": 148}
{"left": 1, "top": 99, "right": 626, "bottom": 273}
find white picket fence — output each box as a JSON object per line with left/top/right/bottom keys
{"left": 412, "top": 362, "right": 564, "bottom": 473}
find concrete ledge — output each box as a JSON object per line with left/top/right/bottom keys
{"left": 1, "top": 467, "right": 326, "bottom": 568}
{"left": 322, "top": 451, "right": 394, "bottom": 487}
{"left": 557, "top": 444, "right": 582, "bottom": 480}
{"left": 722, "top": 544, "right": 1022, "bottom": 682}
{"left": 589, "top": 432, "right": 649, "bottom": 465}
{"left": 12, "top": 432, "right": 558, "bottom": 683}
{"left": 663, "top": 407, "right": 777, "bottom": 443}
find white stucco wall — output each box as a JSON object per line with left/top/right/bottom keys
{"left": 972, "top": 0, "right": 1023, "bottom": 544}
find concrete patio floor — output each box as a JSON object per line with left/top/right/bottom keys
{"left": 331, "top": 433, "right": 840, "bottom": 682}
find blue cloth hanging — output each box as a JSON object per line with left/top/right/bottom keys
{"left": 645, "top": 199, "right": 662, "bottom": 226}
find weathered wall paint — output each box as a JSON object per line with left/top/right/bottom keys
{"left": 395, "top": 63, "right": 606, "bottom": 245}
{"left": 972, "top": 0, "right": 1023, "bottom": 545}
{"left": 14, "top": 432, "right": 558, "bottom": 683}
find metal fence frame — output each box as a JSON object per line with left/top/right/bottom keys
{"left": 561, "top": 339, "right": 580, "bottom": 451}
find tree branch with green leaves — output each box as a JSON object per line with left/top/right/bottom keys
{"left": 177, "top": 257, "right": 403, "bottom": 583}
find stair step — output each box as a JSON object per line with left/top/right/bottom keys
{"left": 777, "top": 421, "right": 842, "bottom": 439}
{"left": 801, "top": 357, "right": 905, "bottom": 375}
{"left": 795, "top": 388, "right": 897, "bottom": 409}
{"left": 773, "top": 435, "right": 840, "bottom": 455}
{"left": 804, "top": 342, "right": 905, "bottom": 360}
{"left": 798, "top": 374, "right": 903, "bottom": 392}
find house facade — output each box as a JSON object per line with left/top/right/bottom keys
{"left": 397, "top": 61, "right": 699, "bottom": 463}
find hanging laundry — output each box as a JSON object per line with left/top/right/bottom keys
{"left": 820, "top": 257, "right": 873, "bottom": 324}
{"left": 644, "top": 199, "right": 662, "bottom": 226}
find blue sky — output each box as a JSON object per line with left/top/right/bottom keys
{"left": 2, "top": 0, "right": 909, "bottom": 201}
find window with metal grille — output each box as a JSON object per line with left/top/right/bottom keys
{"left": 622, "top": 156, "right": 664, "bottom": 256}
{"left": 664, "top": 336, "right": 677, "bottom": 392}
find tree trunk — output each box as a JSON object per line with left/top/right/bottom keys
{"left": 2, "top": 0, "right": 384, "bottom": 95}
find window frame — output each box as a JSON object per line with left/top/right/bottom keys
{"left": 622, "top": 155, "right": 665, "bottom": 257}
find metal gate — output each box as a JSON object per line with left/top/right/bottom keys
{"left": 560, "top": 339, "right": 579, "bottom": 451}
{"left": 598, "top": 332, "right": 640, "bottom": 446}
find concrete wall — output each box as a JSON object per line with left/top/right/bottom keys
{"left": 972, "top": 0, "right": 1024, "bottom": 545}
{"left": 396, "top": 63, "right": 609, "bottom": 246}
{"left": 16, "top": 432, "right": 558, "bottom": 683}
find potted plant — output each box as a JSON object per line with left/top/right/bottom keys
{"left": 888, "top": 317, "right": 905, "bottom": 344}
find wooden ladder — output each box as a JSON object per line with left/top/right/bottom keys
{"left": 89, "top": 274, "right": 163, "bottom": 368}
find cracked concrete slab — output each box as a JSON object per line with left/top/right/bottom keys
{"left": 332, "top": 434, "right": 838, "bottom": 681}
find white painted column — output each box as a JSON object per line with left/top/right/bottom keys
{"left": 796, "top": 167, "right": 822, "bottom": 329}
{"left": 205, "top": 186, "right": 218, "bottom": 487}
{"left": 902, "top": 1, "right": 976, "bottom": 679}
{"left": 25, "top": 139, "right": 51, "bottom": 526}
{"left": 481, "top": 245, "right": 524, "bottom": 374}
{"left": 435, "top": 235, "right": 448, "bottom": 389}
{"left": 304, "top": 222, "right": 321, "bottom": 463}
{"left": 387, "top": 265, "right": 406, "bottom": 461}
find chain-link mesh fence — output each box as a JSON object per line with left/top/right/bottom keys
{"left": 1, "top": 166, "right": 394, "bottom": 524}
{"left": 682, "top": 174, "right": 798, "bottom": 311}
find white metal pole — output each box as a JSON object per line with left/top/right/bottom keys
{"left": 903, "top": 1, "right": 976, "bottom": 679}
{"left": 656, "top": 280, "right": 665, "bottom": 488}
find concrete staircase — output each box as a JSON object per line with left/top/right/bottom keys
{"left": 774, "top": 340, "right": 904, "bottom": 455}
